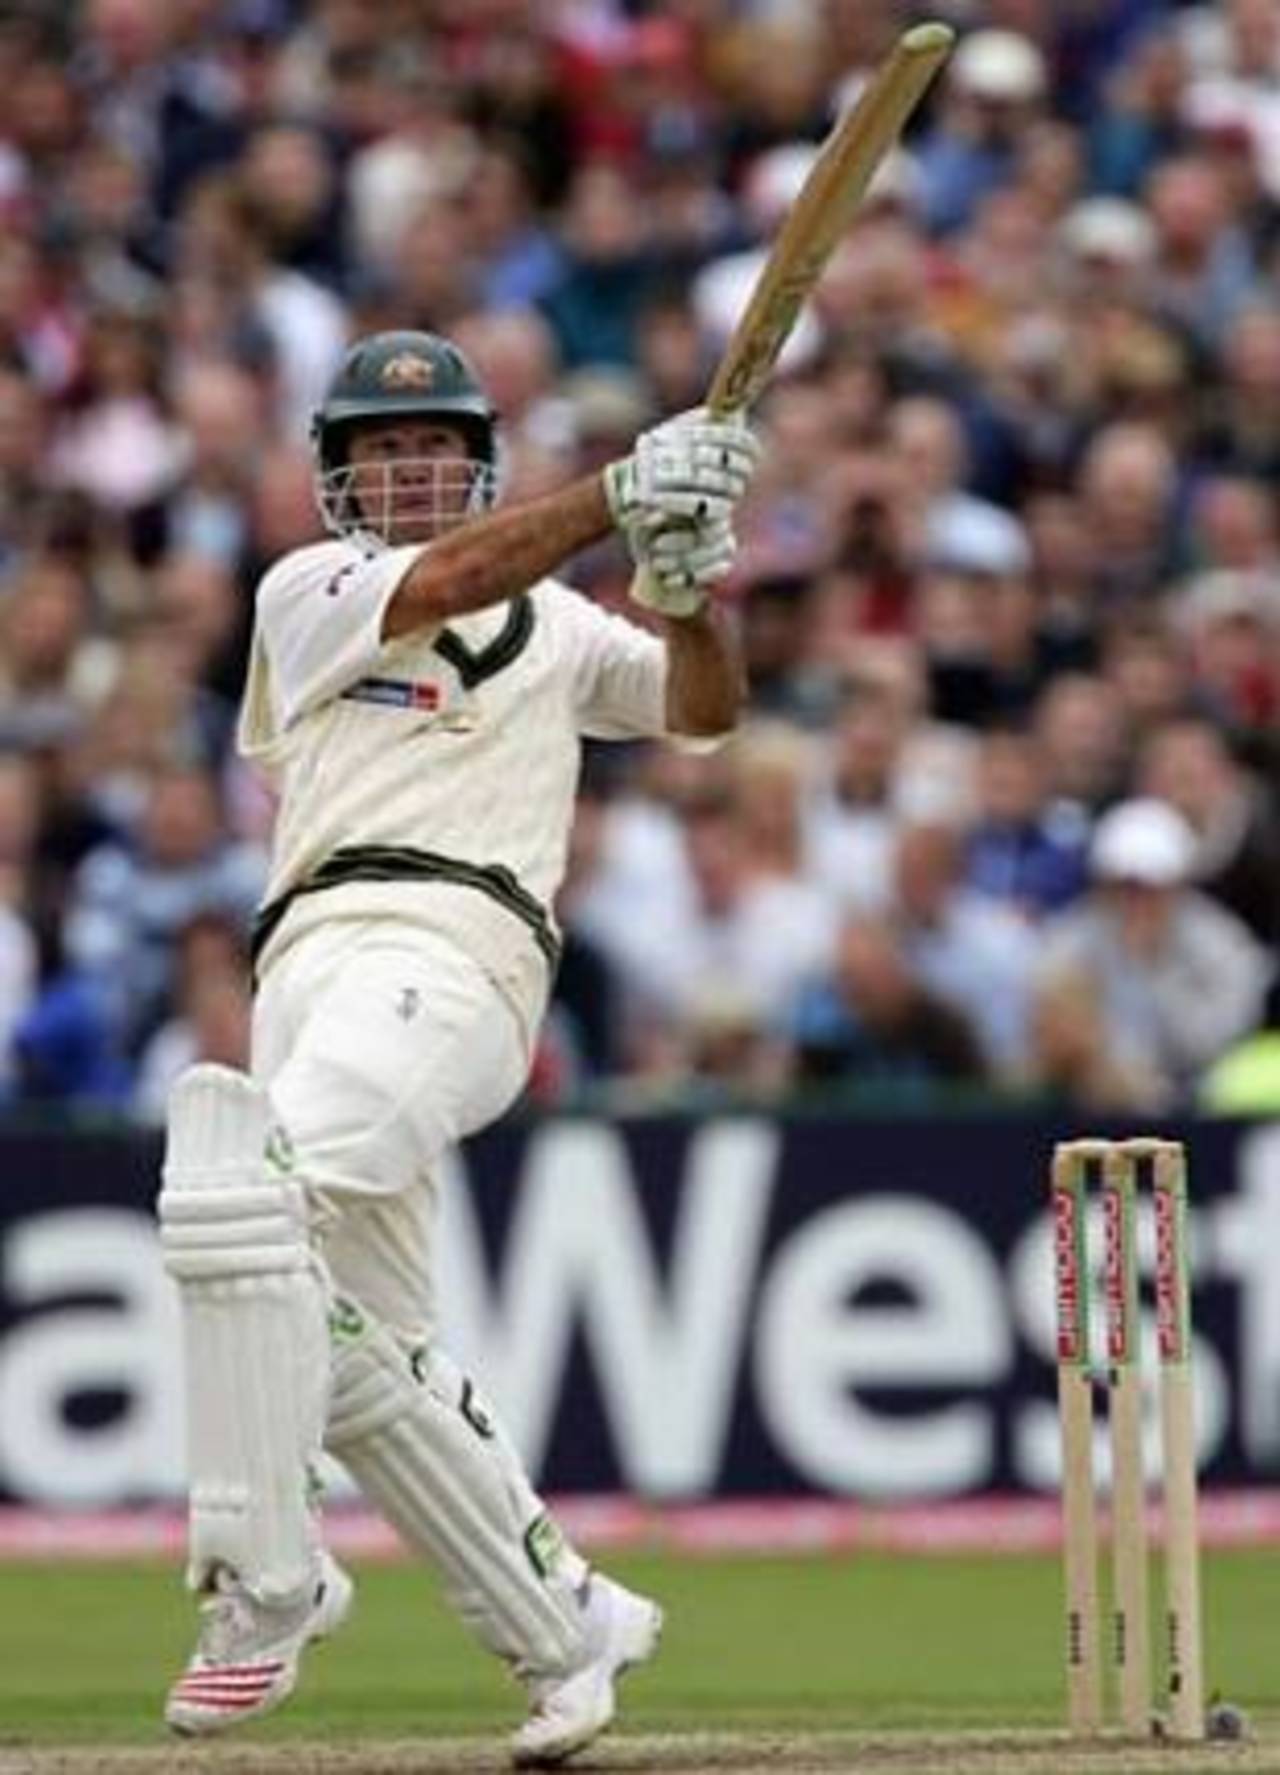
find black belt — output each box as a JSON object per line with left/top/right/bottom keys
{"left": 250, "top": 844, "right": 562, "bottom": 977}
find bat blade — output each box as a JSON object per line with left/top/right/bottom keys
{"left": 707, "top": 21, "right": 954, "bottom": 416}
{"left": 625, "top": 22, "right": 953, "bottom": 613}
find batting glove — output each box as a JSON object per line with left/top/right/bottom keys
{"left": 602, "top": 407, "right": 761, "bottom": 532}
{"left": 628, "top": 512, "right": 738, "bottom": 619}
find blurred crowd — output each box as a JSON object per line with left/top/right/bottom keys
{"left": 0, "top": 0, "right": 1278, "bottom": 1121}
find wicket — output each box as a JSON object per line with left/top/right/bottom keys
{"left": 1051, "top": 1137, "right": 1204, "bottom": 1740}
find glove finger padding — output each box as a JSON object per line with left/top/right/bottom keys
{"left": 646, "top": 405, "right": 762, "bottom": 467}
{"left": 603, "top": 407, "right": 761, "bottom": 532}
{"left": 602, "top": 459, "right": 735, "bottom": 528}
{"left": 630, "top": 565, "right": 707, "bottom": 619}
{"left": 642, "top": 444, "right": 756, "bottom": 505}
{"left": 629, "top": 514, "right": 738, "bottom": 617}
{"left": 646, "top": 524, "right": 736, "bottom": 584}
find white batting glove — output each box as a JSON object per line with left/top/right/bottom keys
{"left": 602, "top": 407, "right": 761, "bottom": 532}
{"left": 629, "top": 511, "right": 739, "bottom": 619}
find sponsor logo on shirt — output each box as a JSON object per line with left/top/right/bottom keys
{"left": 342, "top": 676, "right": 442, "bottom": 711}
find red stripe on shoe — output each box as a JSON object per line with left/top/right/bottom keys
{"left": 172, "top": 1685, "right": 277, "bottom": 1708}
{"left": 173, "top": 1669, "right": 284, "bottom": 1697}
{"left": 174, "top": 1681, "right": 282, "bottom": 1699}
{"left": 177, "top": 1661, "right": 285, "bottom": 1683}
{"left": 176, "top": 1668, "right": 283, "bottom": 1686}
{"left": 174, "top": 1690, "right": 273, "bottom": 1707}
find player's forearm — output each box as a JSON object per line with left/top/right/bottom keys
{"left": 384, "top": 476, "right": 613, "bottom": 636}
{"left": 662, "top": 605, "right": 744, "bottom": 737}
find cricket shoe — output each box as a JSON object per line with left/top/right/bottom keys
{"left": 165, "top": 1550, "right": 353, "bottom": 1735}
{"left": 512, "top": 1573, "right": 664, "bottom": 1768}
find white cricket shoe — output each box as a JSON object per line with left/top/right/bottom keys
{"left": 512, "top": 1574, "right": 663, "bottom": 1768}
{"left": 165, "top": 1550, "right": 353, "bottom": 1735}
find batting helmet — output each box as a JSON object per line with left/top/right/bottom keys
{"left": 311, "top": 329, "right": 498, "bottom": 540}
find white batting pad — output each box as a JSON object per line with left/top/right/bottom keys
{"left": 159, "top": 1064, "right": 329, "bottom": 1603}
{"left": 326, "top": 1303, "right": 588, "bottom": 1676}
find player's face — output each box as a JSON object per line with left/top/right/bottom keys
{"left": 346, "top": 419, "right": 478, "bottom": 544}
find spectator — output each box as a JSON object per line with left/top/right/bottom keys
{"left": 50, "top": 304, "right": 185, "bottom": 522}
{"left": 680, "top": 984, "right": 791, "bottom": 1105}
{"left": 164, "top": 357, "right": 266, "bottom": 568}
{"left": 738, "top": 574, "right": 832, "bottom": 727}
{"left": 584, "top": 787, "right": 836, "bottom": 1062}
{"left": 634, "top": 292, "right": 719, "bottom": 419}
{"left": 917, "top": 29, "right": 1049, "bottom": 234}
{"left": 1100, "top": 611, "right": 1197, "bottom": 741}
{"left": 172, "top": 171, "right": 346, "bottom": 438}
{"left": 1139, "top": 714, "right": 1280, "bottom": 942}
{"left": 889, "top": 396, "right": 1031, "bottom": 584}
{"left": 1023, "top": 965, "right": 1169, "bottom": 1112}
{"left": 0, "top": 366, "right": 51, "bottom": 567}
{"left": 791, "top": 914, "right": 988, "bottom": 1093}
{"left": 728, "top": 721, "right": 817, "bottom": 885}
{"left": 132, "top": 912, "right": 252, "bottom": 1122}
{"left": 64, "top": 759, "right": 264, "bottom": 1051}
{"left": 719, "top": 19, "right": 830, "bottom": 172}
{"left": 1195, "top": 305, "right": 1280, "bottom": 478}
{"left": 1186, "top": 472, "right": 1278, "bottom": 571}
{"left": 1038, "top": 796, "right": 1273, "bottom": 1097}
{"left": 462, "top": 138, "right": 565, "bottom": 311}
{"left": 965, "top": 725, "right": 1089, "bottom": 919}
{"left": 1077, "top": 421, "right": 1183, "bottom": 605}
{"left": 1055, "top": 194, "right": 1158, "bottom": 311}
{"left": 1145, "top": 152, "right": 1261, "bottom": 346}
{"left": 0, "top": 231, "right": 80, "bottom": 399}
{"left": 344, "top": 51, "right": 475, "bottom": 279}
{"left": 892, "top": 818, "right": 1036, "bottom": 1074}
{"left": 917, "top": 555, "right": 1072, "bottom": 730}
{"left": 389, "top": 195, "right": 482, "bottom": 339}
{"left": 0, "top": 554, "right": 111, "bottom": 752}
{"left": 72, "top": 0, "right": 239, "bottom": 222}
{"left": 11, "top": 922, "right": 129, "bottom": 1108}
{"left": 540, "top": 160, "right": 656, "bottom": 370}
{"left": 808, "top": 676, "right": 911, "bottom": 914}
{"left": 238, "top": 121, "right": 347, "bottom": 290}
{"left": 1089, "top": 25, "right": 1192, "bottom": 197}
{"left": 739, "top": 374, "right": 846, "bottom": 572}
{"left": 1175, "top": 565, "right": 1280, "bottom": 733}
{"left": 451, "top": 308, "right": 573, "bottom": 460}
{"left": 1023, "top": 490, "right": 1102, "bottom": 652}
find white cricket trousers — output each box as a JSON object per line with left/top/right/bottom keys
{"left": 251, "top": 919, "right": 530, "bottom": 1340}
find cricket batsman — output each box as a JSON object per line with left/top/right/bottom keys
{"left": 156, "top": 329, "right": 758, "bottom": 1766}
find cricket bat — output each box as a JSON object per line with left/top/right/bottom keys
{"left": 706, "top": 20, "right": 955, "bottom": 417}
{"left": 629, "top": 21, "right": 953, "bottom": 604}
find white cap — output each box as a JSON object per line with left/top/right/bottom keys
{"left": 1058, "top": 197, "right": 1156, "bottom": 266}
{"left": 1091, "top": 798, "right": 1195, "bottom": 886}
{"left": 693, "top": 248, "right": 823, "bottom": 368}
{"left": 560, "top": 367, "right": 653, "bottom": 440}
{"left": 1175, "top": 568, "right": 1280, "bottom": 635}
{"left": 927, "top": 501, "right": 1031, "bottom": 577}
{"left": 952, "top": 29, "right": 1046, "bottom": 102}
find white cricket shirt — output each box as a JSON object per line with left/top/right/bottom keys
{"left": 238, "top": 537, "right": 676, "bottom": 1039}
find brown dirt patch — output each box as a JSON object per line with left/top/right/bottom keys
{"left": 0, "top": 1728, "right": 1276, "bottom": 1775}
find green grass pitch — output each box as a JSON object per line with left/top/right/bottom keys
{"left": 0, "top": 1546, "right": 1275, "bottom": 1749}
